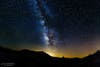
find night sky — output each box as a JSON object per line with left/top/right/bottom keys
{"left": 0, "top": 0, "right": 100, "bottom": 58}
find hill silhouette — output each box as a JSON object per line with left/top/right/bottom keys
{"left": 0, "top": 46, "right": 99, "bottom": 67}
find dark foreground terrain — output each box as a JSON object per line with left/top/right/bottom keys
{"left": 0, "top": 46, "right": 99, "bottom": 67}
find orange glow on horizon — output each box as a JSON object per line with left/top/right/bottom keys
{"left": 8, "top": 43, "right": 100, "bottom": 58}
{"left": 42, "top": 45, "right": 98, "bottom": 58}
{"left": 44, "top": 50, "right": 97, "bottom": 58}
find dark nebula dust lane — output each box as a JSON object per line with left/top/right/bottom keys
{"left": 0, "top": 0, "right": 100, "bottom": 58}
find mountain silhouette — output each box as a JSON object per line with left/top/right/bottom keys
{"left": 0, "top": 46, "right": 99, "bottom": 67}
{"left": 82, "top": 50, "right": 100, "bottom": 67}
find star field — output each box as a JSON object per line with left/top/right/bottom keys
{"left": 0, "top": 0, "right": 100, "bottom": 58}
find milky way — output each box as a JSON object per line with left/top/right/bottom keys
{"left": 28, "top": 0, "right": 58, "bottom": 46}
